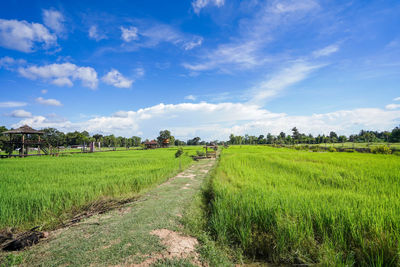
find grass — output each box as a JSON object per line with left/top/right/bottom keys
{"left": 0, "top": 148, "right": 196, "bottom": 230}
{"left": 208, "top": 146, "right": 400, "bottom": 266}
{"left": 313, "top": 142, "right": 400, "bottom": 149}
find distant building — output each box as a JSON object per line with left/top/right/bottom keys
{"left": 144, "top": 140, "right": 158, "bottom": 149}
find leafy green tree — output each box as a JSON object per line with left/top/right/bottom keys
{"left": 157, "top": 130, "right": 171, "bottom": 146}
{"left": 390, "top": 126, "right": 400, "bottom": 142}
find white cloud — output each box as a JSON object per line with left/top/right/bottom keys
{"left": 14, "top": 102, "right": 400, "bottom": 141}
{"left": 120, "top": 26, "right": 138, "bottom": 42}
{"left": 18, "top": 62, "right": 98, "bottom": 89}
{"left": 394, "top": 97, "right": 400, "bottom": 101}
{"left": 10, "top": 109, "right": 32, "bottom": 118}
{"left": 41, "top": 89, "right": 48, "bottom": 94}
{"left": 102, "top": 69, "right": 133, "bottom": 88}
{"left": 184, "top": 0, "right": 319, "bottom": 72}
{"left": 0, "top": 18, "right": 57, "bottom": 52}
{"left": 386, "top": 104, "right": 400, "bottom": 110}
{"left": 249, "top": 62, "right": 323, "bottom": 104}
{"left": 0, "top": 101, "right": 27, "bottom": 108}
{"left": 313, "top": 44, "right": 339, "bottom": 58}
{"left": 36, "top": 97, "right": 62, "bottom": 106}
{"left": 185, "top": 95, "right": 197, "bottom": 101}
{"left": 182, "top": 37, "right": 203, "bottom": 50}
{"left": 271, "top": 0, "right": 319, "bottom": 13}
{"left": 88, "top": 25, "right": 107, "bottom": 41}
{"left": 183, "top": 41, "right": 262, "bottom": 71}
{"left": 192, "top": 0, "right": 225, "bottom": 14}
{"left": 135, "top": 67, "right": 145, "bottom": 78}
{"left": 0, "top": 56, "right": 26, "bottom": 70}
{"left": 42, "top": 9, "right": 65, "bottom": 34}
{"left": 137, "top": 23, "right": 203, "bottom": 50}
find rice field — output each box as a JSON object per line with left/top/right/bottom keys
{"left": 0, "top": 148, "right": 194, "bottom": 230}
{"left": 209, "top": 146, "right": 400, "bottom": 266}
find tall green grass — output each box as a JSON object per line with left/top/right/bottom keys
{"left": 0, "top": 148, "right": 193, "bottom": 230}
{"left": 209, "top": 146, "right": 400, "bottom": 266}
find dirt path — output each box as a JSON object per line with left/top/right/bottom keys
{"left": 20, "top": 159, "right": 216, "bottom": 266}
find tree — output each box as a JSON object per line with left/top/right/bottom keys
{"left": 292, "top": 127, "right": 300, "bottom": 142}
{"left": 187, "top": 137, "right": 201, "bottom": 145}
{"left": 157, "top": 130, "right": 171, "bottom": 146}
{"left": 42, "top": 128, "right": 66, "bottom": 147}
{"left": 390, "top": 126, "right": 400, "bottom": 142}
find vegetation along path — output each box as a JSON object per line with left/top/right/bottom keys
{"left": 17, "top": 159, "right": 216, "bottom": 266}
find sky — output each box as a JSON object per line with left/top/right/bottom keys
{"left": 0, "top": 0, "right": 400, "bottom": 141}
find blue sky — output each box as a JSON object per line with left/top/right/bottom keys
{"left": 0, "top": 0, "right": 399, "bottom": 140}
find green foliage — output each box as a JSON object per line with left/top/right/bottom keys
{"left": 0, "top": 149, "right": 192, "bottom": 230}
{"left": 208, "top": 146, "right": 400, "bottom": 265}
{"left": 370, "top": 145, "right": 392, "bottom": 154}
{"left": 0, "top": 254, "right": 23, "bottom": 266}
{"left": 328, "top": 146, "right": 336, "bottom": 152}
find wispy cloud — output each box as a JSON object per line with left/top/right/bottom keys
{"left": 184, "top": 0, "right": 319, "bottom": 72}
{"left": 249, "top": 62, "right": 323, "bottom": 104}
{"left": 185, "top": 95, "right": 196, "bottom": 101}
{"left": 88, "top": 25, "right": 107, "bottom": 41}
{"left": 36, "top": 97, "right": 62, "bottom": 106}
{"left": 386, "top": 104, "right": 400, "bottom": 110}
{"left": 192, "top": 0, "right": 225, "bottom": 14}
{"left": 312, "top": 44, "right": 340, "bottom": 58}
{"left": 0, "top": 101, "right": 27, "bottom": 108}
{"left": 102, "top": 69, "right": 133, "bottom": 88}
{"left": 394, "top": 97, "right": 400, "bottom": 101}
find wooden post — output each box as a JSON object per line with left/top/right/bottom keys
{"left": 38, "top": 135, "right": 41, "bottom": 155}
{"left": 21, "top": 134, "right": 25, "bottom": 158}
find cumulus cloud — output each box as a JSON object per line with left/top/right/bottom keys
{"left": 120, "top": 26, "right": 138, "bottom": 42}
{"left": 88, "top": 25, "right": 107, "bottom": 41}
{"left": 18, "top": 62, "right": 98, "bottom": 89}
{"left": 0, "top": 18, "right": 57, "bottom": 52}
{"left": 36, "top": 97, "right": 62, "bottom": 106}
{"left": 394, "top": 97, "right": 400, "bottom": 101}
{"left": 0, "top": 101, "right": 27, "bottom": 108}
{"left": 386, "top": 104, "right": 400, "bottom": 110}
{"left": 10, "top": 109, "right": 32, "bottom": 118}
{"left": 42, "top": 9, "right": 65, "bottom": 34}
{"left": 313, "top": 44, "right": 340, "bottom": 57}
{"left": 13, "top": 102, "right": 400, "bottom": 141}
{"left": 102, "top": 69, "right": 133, "bottom": 88}
{"left": 192, "top": 0, "right": 225, "bottom": 14}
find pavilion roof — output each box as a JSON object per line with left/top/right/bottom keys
{"left": 2, "top": 125, "right": 44, "bottom": 135}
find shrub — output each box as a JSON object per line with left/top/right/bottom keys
{"left": 344, "top": 148, "right": 355, "bottom": 153}
{"left": 370, "top": 145, "right": 392, "bottom": 154}
{"left": 328, "top": 147, "right": 336, "bottom": 152}
{"left": 175, "top": 147, "right": 184, "bottom": 158}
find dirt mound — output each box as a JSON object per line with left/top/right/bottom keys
{"left": 150, "top": 229, "right": 198, "bottom": 258}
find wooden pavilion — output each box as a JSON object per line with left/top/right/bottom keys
{"left": 144, "top": 140, "right": 158, "bottom": 149}
{"left": 2, "top": 125, "right": 45, "bottom": 157}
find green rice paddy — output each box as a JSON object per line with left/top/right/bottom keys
{"left": 0, "top": 148, "right": 193, "bottom": 230}
{"left": 209, "top": 146, "right": 400, "bottom": 266}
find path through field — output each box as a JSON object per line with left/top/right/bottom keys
{"left": 21, "top": 159, "right": 216, "bottom": 266}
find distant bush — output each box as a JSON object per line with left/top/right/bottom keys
{"left": 344, "top": 148, "right": 355, "bottom": 153}
{"left": 328, "top": 147, "right": 336, "bottom": 152}
{"left": 175, "top": 147, "right": 184, "bottom": 158}
{"left": 370, "top": 145, "right": 392, "bottom": 154}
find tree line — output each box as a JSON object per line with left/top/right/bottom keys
{"left": 227, "top": 126, "right": 400, "bottom": 145}
{"left": 1, "top": 125, "right": 399, "bottom": 151}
